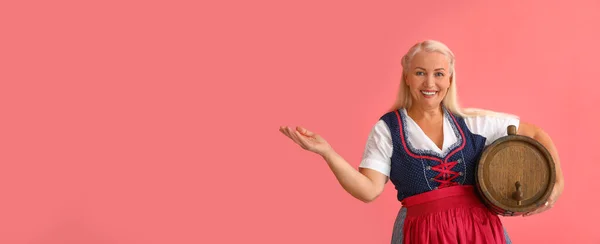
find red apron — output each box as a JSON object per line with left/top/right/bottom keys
{"left": 401, "top": 185, "right": 507, "bottom": 244}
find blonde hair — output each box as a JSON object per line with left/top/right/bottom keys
{"left": 389, "top": 40, "right": 514, "bottom": 118}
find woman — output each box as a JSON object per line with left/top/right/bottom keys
{"left": 279, "top": 40, "right": 564, "bottom": 244}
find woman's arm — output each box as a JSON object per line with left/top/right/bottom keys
{"left": 280, "top": 125, "right": 388, "bottom": 203}
{"left": 321, "top": 150, "right": 388, "bottom": 203}
{"left": 517, "top": 122, "right": 564, "bottom": 215}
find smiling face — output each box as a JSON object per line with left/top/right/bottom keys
{"left": 405, "top": 51, "right": 452, "bottom": 110}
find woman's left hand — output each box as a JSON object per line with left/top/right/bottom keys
{"left": 523, "top": 182, "right": 561, "bottom": 217}
{"left": 517, "top": 122, "right": 564, "bottom": 217}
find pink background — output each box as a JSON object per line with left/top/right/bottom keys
{"left": 1, "top": 0, "right": 598, "bottom": 243}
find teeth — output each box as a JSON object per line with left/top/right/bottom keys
{"left": 421, "top": 91, "right": 437, "bottom": 96}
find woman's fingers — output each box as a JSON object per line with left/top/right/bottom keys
{"left": 280, "top": 126, "right": 297, "bottom": 142}
{"left": 296, "top": 126, "right": 314, "bottom": 136}
{"left": 289, "top": 128, "right": 312, "bottom": 149}
{"left": 524, "top": 208, "right": 543, "bottom": 216}
{"left": 282, "top": 126, "right": 307, "bottom": 147}
{"left": 523, "top": 201, "right": 553, "bottom": 217}
{"left": 294, "top": 130, "right": 313, "bottom": 149}
{"left": 279, "top": 126, "right": 293, "bottom": 139}
{"left": 280, "top": 125, "right": 316, "bottom": 151}
{"left": 525, "top": 185, "right": 559, "bottom": 217}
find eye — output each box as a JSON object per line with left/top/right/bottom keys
{"left": 416, "top": 71, "right": 425, "bottom": 76}
{"left": 435, "top": 72, "right": 445, "bottom": 77}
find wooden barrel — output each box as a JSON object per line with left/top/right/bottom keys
{"left": 475, "top": 125, "right": 556, "bottom": 216}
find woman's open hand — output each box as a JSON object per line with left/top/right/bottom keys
{"left": 279, "top": 126, "right": 333, "bottom": 156}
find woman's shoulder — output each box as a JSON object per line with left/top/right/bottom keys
{"left": 377, "top": 107, "right": 414, "bottom": 123}
{"left": 363, "top": 109, "right": 408, "bottom": 143}
{"left": 461, "top": 108, "right": 518, "bottom": 117}
{"left": 459, "top": 108, "right": 520, "bottom": 124}
{"left": 458, "top": 108, "right": 520, "bottom": 143}
{"left": 378, "top": 108, "right": 403, "bottom": 119}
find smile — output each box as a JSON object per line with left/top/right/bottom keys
{"left": 421, "top": 90, "right": 438, "bottom": 96}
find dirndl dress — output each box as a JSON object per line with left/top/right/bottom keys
{"left": 360, "top": 108, "right": 516, "bottom": 244}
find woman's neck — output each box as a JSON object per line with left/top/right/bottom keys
{"left": 407, "top": 104, "right": 443, "bottom": 122}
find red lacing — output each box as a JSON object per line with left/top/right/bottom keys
{"left": 432, "top": 161, "right": 460, "bottom": 188}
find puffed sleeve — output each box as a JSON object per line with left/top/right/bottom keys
{"left": 463, "top": 112, "right": 520, "bottom": 146}
{"left": 358, "top": 120, "right": 393, "bottom": 177}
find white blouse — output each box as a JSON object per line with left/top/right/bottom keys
{"left": 359, "top": 108, "right": 520, "bottom": 177}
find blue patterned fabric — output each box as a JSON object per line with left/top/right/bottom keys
{"left": 379, "top": 108, "right": 487, "bottom": 201}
